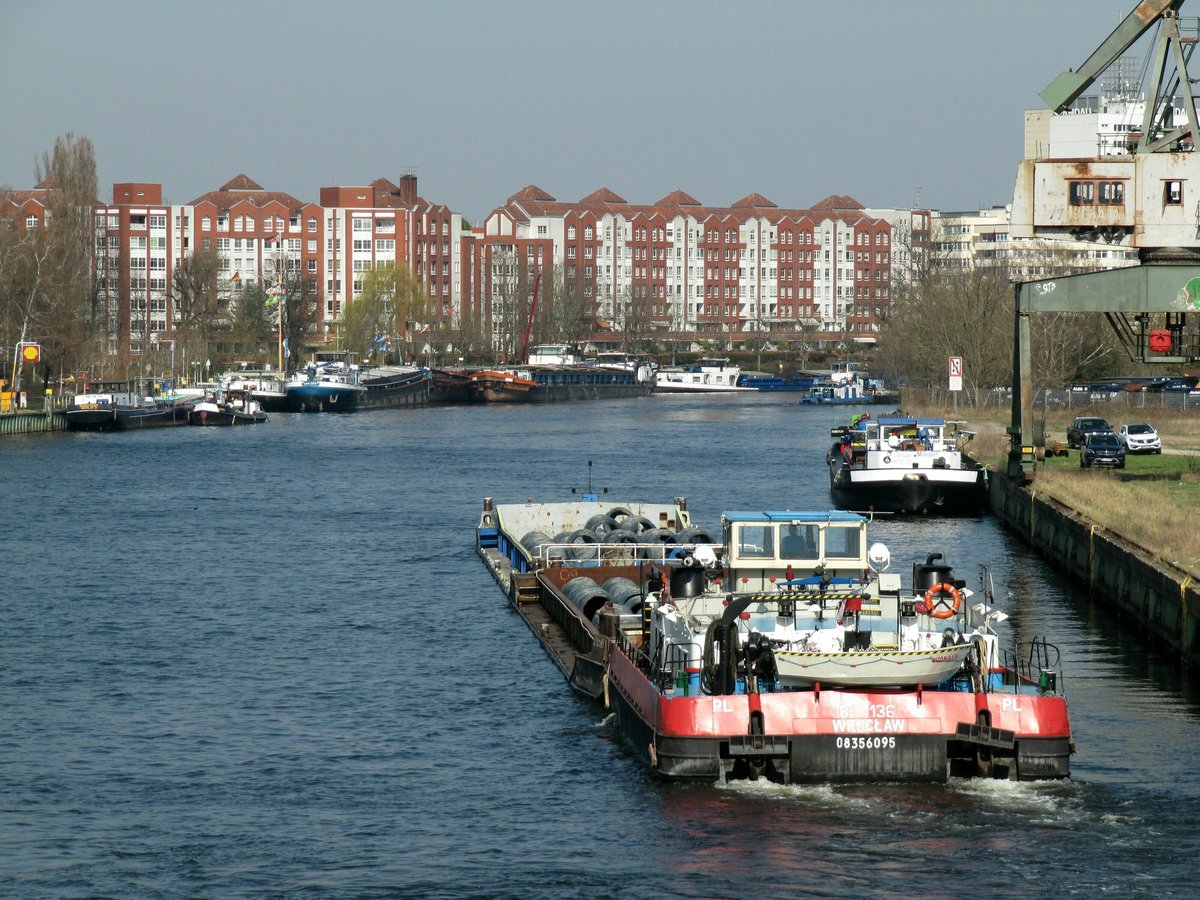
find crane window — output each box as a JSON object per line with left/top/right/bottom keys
{"left": 1069, "top": 181, "right": 1094, "bottom": 205}
{"left": 1069, "top": 179, "right": 1125, "bottom": 206}
{"left": 1099, "top": 181, "right": 1124, "bottom": 205}
{"left": 1165, "top": 180, "right": 1184, "bottom": 206}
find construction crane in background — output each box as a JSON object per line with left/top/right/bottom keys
{"left": 1008, "top": 0, "right": 1200, "bottom": 478}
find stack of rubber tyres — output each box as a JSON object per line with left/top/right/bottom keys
{"left": 522, "top": 507, "right": 717, "bottom": 566}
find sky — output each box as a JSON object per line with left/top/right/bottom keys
{"left": 0, "top": 0, "right": 1143, "bottom": 223}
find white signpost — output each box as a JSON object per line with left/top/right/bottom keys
{"left": 948, "top": 356, "right": 963, "bottom": 392}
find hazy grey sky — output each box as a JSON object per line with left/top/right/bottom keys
{"left": 1, "top": 0, "right": 1137, "bottom": 221}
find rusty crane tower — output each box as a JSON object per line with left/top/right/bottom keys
{"left": 1009, "top": 0, "right": 1200, "bottom": 478}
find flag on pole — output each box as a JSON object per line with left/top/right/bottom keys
{"left": 264, "top": 233, "right": 279, "bottom": 248}
{"left": 230, "top": 271, "right": 241, "bottom": 282}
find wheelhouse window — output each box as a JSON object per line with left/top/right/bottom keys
{"left": 736, "top": 524, "right": 774, "bottom": 559}
{"left": 824, "top": 525, "right": 862, "bottom": 560}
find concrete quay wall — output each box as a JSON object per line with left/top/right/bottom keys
{"left": 990, "top": 473, "right": 1199, "bottom": 669}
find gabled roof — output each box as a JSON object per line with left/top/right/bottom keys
{"left": 731, "top": 192, "right": 777, "bottom": 209}
{"left": 812, "top": 194, "right": 864, "bottom": 211}
{"left": 219, "top": 174, "right": 264, "bottom": 192}
{"left": 509, "top": 184, "right": 556, "bottom": 203}
{"left": 579, "top": 187, "right": 627, "bottom": 204}
{"left": 189, "top": 174, "right": 306, "bottom": 211}
{"left": 0, "top": 189, "right": 48, "bottom": 209}
{"left": 656, "top": 189, "right": 702, "bottom": 206}
{"left": 482, "top": 184, "right": 891, "bottom": 241}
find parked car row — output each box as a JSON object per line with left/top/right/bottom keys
{"left": 1067, "top": 416, "right": 1162, "bottom": 469}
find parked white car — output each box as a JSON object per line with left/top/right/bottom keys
{"left": 1118, "top": 423, "right": 1162, "bottom": 454}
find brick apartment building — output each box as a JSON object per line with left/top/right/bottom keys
{"left": 477, "top": 187, "right": 932, "bottom": 346}
{"left": 7, "top": 173, "right": 928, "bottom": 364}
{"left": 82, "top": 173, "right": 474, "bottom": 366}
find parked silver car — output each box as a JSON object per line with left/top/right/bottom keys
{"left": 1118, "top": 423, "right": 1162, "bottom": 454}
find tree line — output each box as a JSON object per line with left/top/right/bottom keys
{"left": 874, "top": 239, "right": 1124, "bottom": 406}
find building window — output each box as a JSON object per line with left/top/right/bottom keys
{"left": 1165, "top": 180, "right": 1184, "bottom": 205}
{"left": 1069, "top": 181, "right": 1095, "bottom": 205}
{"left": 1099, "top": 181, "right": 1124, "bottom": 205}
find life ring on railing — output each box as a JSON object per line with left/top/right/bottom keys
{"left": 922, "top": 582, "right": 962, "bottom": 619}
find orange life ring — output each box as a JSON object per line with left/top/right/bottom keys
{"left": 922, "top": 582, "right": 962, "bottom": 619}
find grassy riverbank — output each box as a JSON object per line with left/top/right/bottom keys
{"left": 907, "top": 403, "right": 1200, "bottom": 577}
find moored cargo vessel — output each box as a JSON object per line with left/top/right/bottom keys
{"left": 477, "top": 495, "right": 1072, "bottom": 783}
{"left": 286, "top": 359, "right": 431, "bottom": 412}
{"left": 827, "top": 415, "right": 987, "bottom": 515}
{"left": 467, "top": 345, "right": 655, "bottom": 403}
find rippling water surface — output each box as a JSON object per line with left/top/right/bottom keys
{"left": 2, "top": 395, "right": 1199, "bottom": 897}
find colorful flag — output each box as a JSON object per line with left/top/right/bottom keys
{"left": 230, "top": 271, "right": 241, "bottom": 282}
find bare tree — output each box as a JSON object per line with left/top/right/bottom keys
{"left": 1, "top": 133, "right": 100, "bottom": 388}
{"left": 280, "top": 270, "right": 319, "bottom": 371}
{"left": 876, "top": 263, "right": 1012, "bottom": 405}
{"left": 227, "top": 281, "right": 273, "bottom": 361}
{"left": 617, "top": 284, "right": 656, "bottom": 354}
{"left": 343, "top": 263, "right": 397, "bottom": 359}
{"left": 171, "top": 247, "right": 222, "bottom": 371}
{"left": 538, "top": 264, "right": 593, "bottom": 346}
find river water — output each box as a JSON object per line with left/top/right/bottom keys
{"left": 2, "top": 395, "right": 1198, "bottom": 897}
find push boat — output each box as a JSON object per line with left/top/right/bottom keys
{"left": 221, "top": 370, "right": 290, "bottom": 413}
{"left": 65, "top": 382, "right": 133, "bottom": 431}
{"left": 65, "top": 380, "right": 194, "bottom": 430}
{"left": 190, "top": 389, "right": 269, "bottom": 425}
{"left": 477, "top": 496, "right": 1072, "bottom": 784}
{"left": 827, "top": 416, "right": 987, "bottom": 515}
{"left": 656, "top": 357, "right": 757, "bottom": 393}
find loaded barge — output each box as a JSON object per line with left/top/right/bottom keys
{"left": 477, "top": 495, "right": 1073, "bottom": 783}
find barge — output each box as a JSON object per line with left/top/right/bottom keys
{"left": 477, "top": 495, "right": 1072, "bottom": 784}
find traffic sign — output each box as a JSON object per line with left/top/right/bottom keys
{"left": 948, "top": 356, "right": 962, "bottom": 392}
